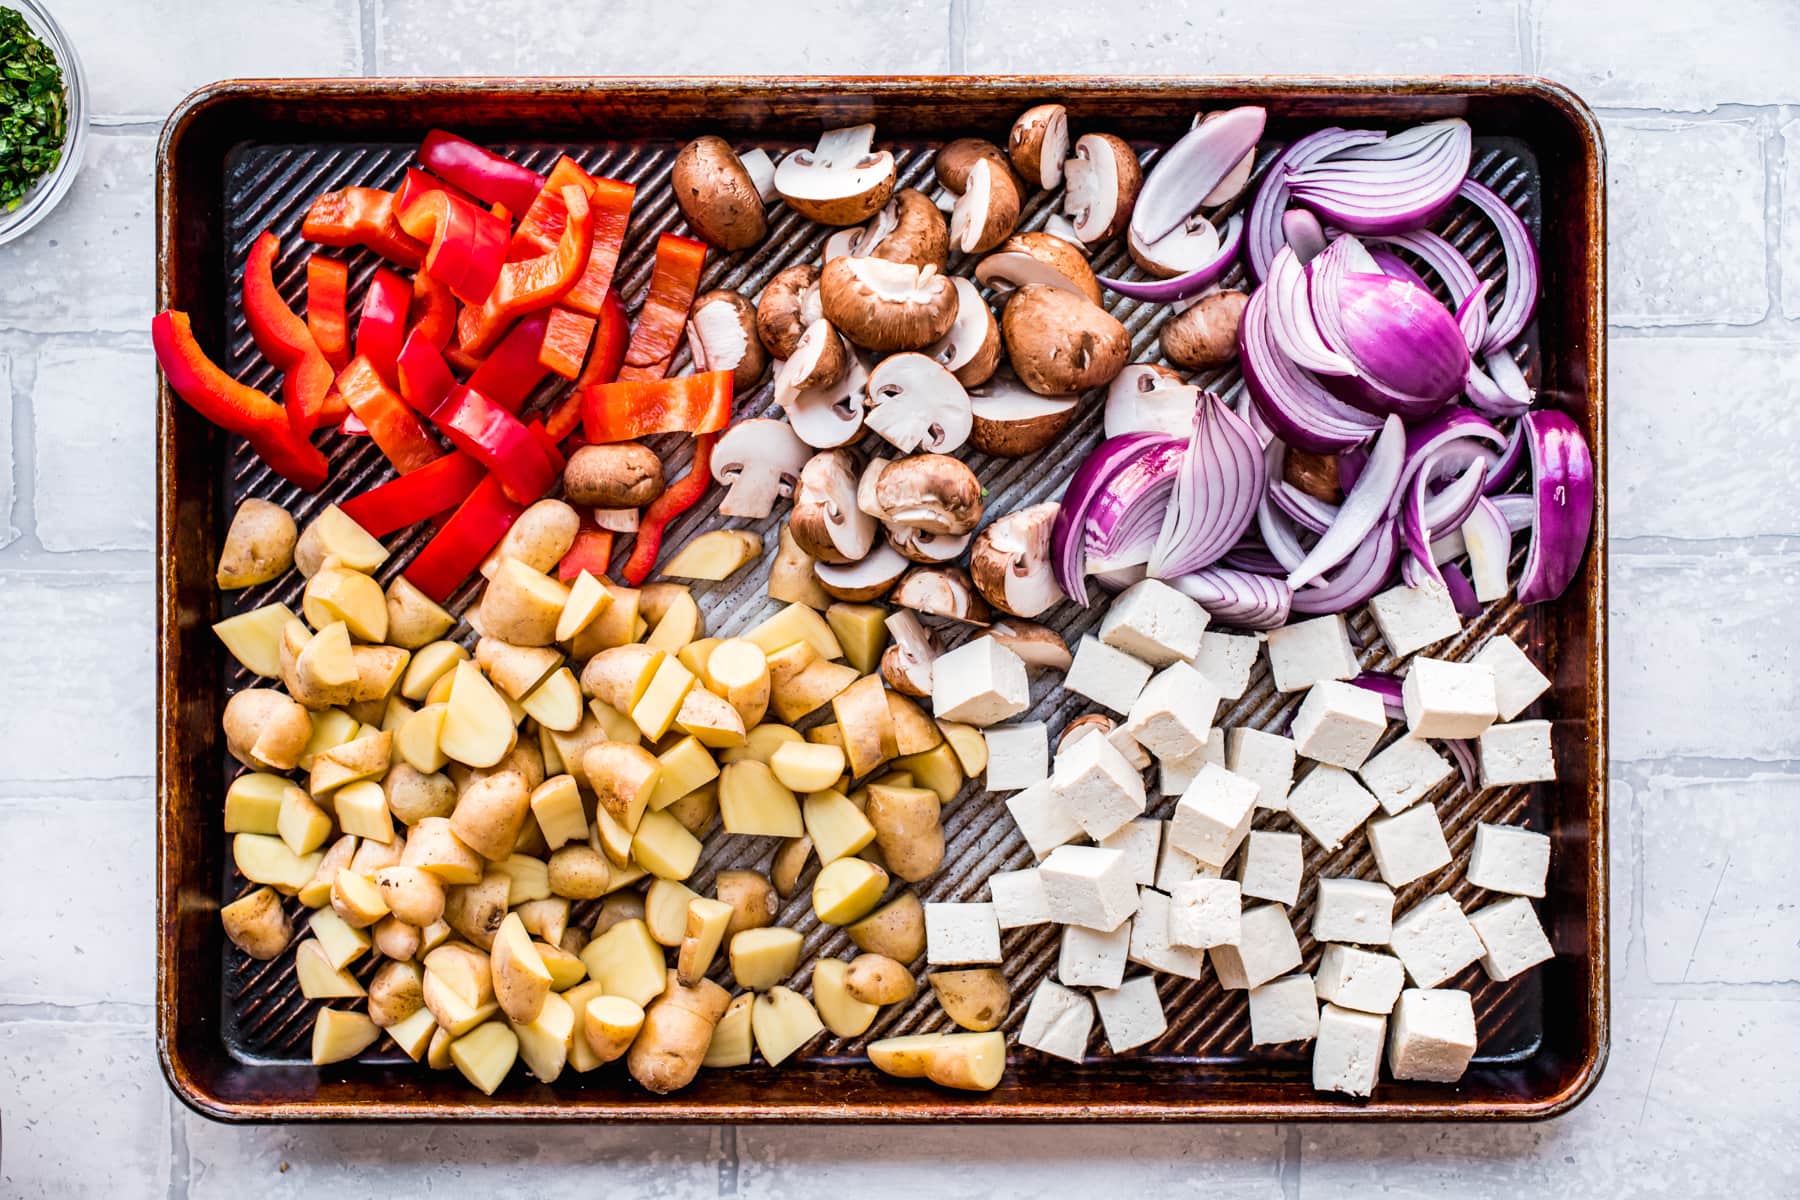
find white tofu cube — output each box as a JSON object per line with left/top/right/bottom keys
{"left": 1050, "top": 729, "right": 1147, "bottom": 840}
{"left": 1367, "top": 581, "right": 1462, "bottom": 657}
{"left": 1169, "top": 763, "right": 1259, "bottom": 866}
{"left": 1019, "top": 978, "right": 1093, "bottom": 1063}
{"left": 1064, "top": 635, "right": 1154, "bottom": 714}
{"left": 1466, "top": 823, "right": 1551, "bottom": 898}
{"left": 1402, "top": 657, "right": 1498, "bottom": 739}
{"left": 982, "top": 721, "right": 1049, "bottom": 791}
{"left": 931, "top": 635, "right": 1029, "bottom": 726}
{"left": 1100, "top": 818, "right": 1162, "bottom": 887}
{"left": 1123, "top": 660, "right": 1220, "bottom": 762}
{"left": 1387, "top": 988, "right": 1478, "bottom": 1082}
{"left": 1468, "top": 896, "right": 1555, "bottom": 981}
{"left": 1266, "top": 614, "right": 1359, "bottom": 693}
{"left": 1098, "top": 578, "right": 1209, "bottom": 666}
{"left": 1470, "top": 633, "right": 1551, "bottom": 721}
{"left": 1238, "top": 830, "right": 1304, "bottom": 907}
{"left": 1477, "top": 720, "right": 1556, "bottom": 787}
{"left": 988, "top": 867, "right": 1053, "bottom": 929}
{"left": 1357, "top": 735, "right": 1453, "bottom": 814}
{"left": 1004, "top": 779, "right": 1081, "bottom": 859}
{"left": 1313, "top": 877, "right": 1396, "bottom": 945}
{"left": 1366, "top": 803, "right": 1453, "bottom": 888}
{"left": 1285, "top": 765, "right": 1380, "bottom": 852}
{"left": 1313, "top": 1004, "right": 1387, "bottom": 1097}
{"left": 1095, "top": 974, "right": 1169, "bottom": 1052}
{"left": 1194, "top": 630, "right": 1263, "bottom": 699}
{"left": 1291, "top": 680, "right": 1388, "bottom": 769}
{"left": 1208, "top": 903, "right": 1301, "bottom": 989}
{"left": 1389, "top": 894, "right": 1485, "bottom": 987}
{"left": 1154, "top": 825, "right": 1221, "bottom": 891}
{"left": 1107, "top": 724, "right": 1153, "bottom": 770}
{"left": 924, "top": 902, "right": 1002, "bottom": 966}
{"left": 1039, "top": 844, "right": 1139, "bottom": 932}
{"left": 1168, "top": 878, "right": 1242, "bottom": 949}
{"left": 1058, "top": 920, "right": 1131, "bottom": 989}
{"left": 1228, "top": 728, "right": 1297, "bottom": 812}
{"left": 1156, "top": 732, "right": 1223, "bottom": 796}
{"left": 1128, "top": 887, "right": 1206, "bottom": 979}
{"left": 1315, "top": 944, "right": 1405, "bottom": 1015}
{"left": 1248, "top": 973, "right": 1320, "bottom": 1045}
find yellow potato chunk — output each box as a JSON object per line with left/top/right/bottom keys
{"left": 212, "top": 602, "right": 296, "bottom": 679}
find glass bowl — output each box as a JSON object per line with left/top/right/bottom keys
{"left": 0, "top": 0, "right": 89, "bottom": 247}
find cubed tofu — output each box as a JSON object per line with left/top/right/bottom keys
{"left": 1238, "top": 830, "right": 1304, "bottom": 907}
{"left": 924, "top": 902, "right": 1002, "bottom": 966}
{"left": 1168, "top": 763, "right": 1259, "bottom": 867}
{"left": 1063, "top": 635, "right": 1153, "bottom": 715}
{"left": 1099, "top": 818, "right": 1161, "bottom": 888}
{"left": 1227, "top": 728, "right": 1296, "bottom": 812}
{"left": 1208, "top": 903, "right": 1301, "bottom": 990}
{"left": 1155, "top": 732, "right": 1223, "bottom": 797}
{"left": 1466, "top": 823, "right": 1551, "bottom": 898}
{"left": 931, "top": 636, "right": 1029, "bottom": 726}
{"left": 1097, "top": 578, "right": 1209, "bottom": 667}
{"left": 1168, "top": 878, "right": 1242, "bottom": 950}
{"left": 1126, "top": 887, "right": 1205, "bottom": 980}
{"left": 1402, "top": 657, "right": 1498, "bottom": 739}
{"left": 1192, "top": 631, "right": 1262, "bottom": 700}
{"left": 1367, "top": 582, "right": 1461, "bottom": 657}
{"left": 1103, "top": 724, "right": 1152, "bottom": 771}
{"left": 1266, "top": 614, "right": 1358, "bottom": 693}
{"left": 1154, "top": 828, "right": 1220, "bottom": 892}
{"left": 1004, "top": 779, "right": 1082, "bottom": 860}
{"left": 1389, "top": 894, "right": 1485, "bottom": 988}
{"left": 1122, "top": 660, "right": 1220, "bottom": 763}
{"left": 1057, "top": 921, "right": 1131, "bottom": 989}
{"left": 1038, "top": 845, "right": 1139, "bottom": 932}
{"left": 1094, "top": 975, "right": 1167, "bottom": 1052}
{"left": 988, "top": 867, "right": 1053, "bottom": 929}
{"left": 1312, "top": 877, "right": 1396, "bottom": 946}
{"left": 1366, "top": 803, "right": 1453, "bottom": 888}
{"left": 1470, "top": 633, "right": 1551, "bottom": 721}
{"left": 1285, "top": 765, "right": 1380, "bottom": 852}
{"left": 1356, "top": 735, "right": 1453, "bottom": 815}
{"left": 1387, "top": 988, "right": 1478, "bottom": 1083}
{"left": 1248, "top": 973, "right": 1320, "bottom": 1045}
{"left": 982, "top": 721, "right": 1049, "bottom": 791}
{"left": 1019, "top": 978, "right": 1093, "bottom": 1063}
{"left": 1468, "top": 896, "right": 1555, "bottom": 981}
{"left": 1050, "top": 730, "right": 1147, "bottom": 841}
{"left": 1291, "top": 680, "right": 1388, "bottom": 770}
{"left": 1477, "top": 720, "right": 1556, "bottom": 787}
{"left": 1313, "top": 1004, "right": 1386, "bottom": 1097}
{"left": 1315, "top": 944, "right": 1405, "bottom": 1015}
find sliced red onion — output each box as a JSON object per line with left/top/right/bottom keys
{"left": 1093, "top": 562, "right": 1149, "bottom": 594}
{"left": 1051, "top": 431, "right": 1177, "bottom": 607}
{"left": 1461, "top": 496, "right": 1512, "bottom": 602}
{"left": 1367, "top": 246, "right": 1431, "bottom": 293}
{"left": 1351, "top": 671, "right": 1405, "bottom": 720}
{"left": 1400, "top": 452, "right": 1488, "bottom": 585}
{"left": 1281, "top": 208, "right": 1327, "bottom": 263}
{"left": 1485, "top": 347, "right": 1534, "bottom": 406}
{"left": 1517, "top": 410, "right": 1595, "bottom": 605}
{"left": 1287, "top": 120, "right": 1473, "bottom": 235}
{"left": 1084, "top": 439, "right": 1186, "bottom": 573}
{"left": 1309, "top": 235, "right": 1469, "bottom": 418}
{"left": 1134, "top": 106, "right": 1266, "bottom": 245}
{"left": 1271, "top": 480, "right": 1337, "bottom": 534}
{"left": 1400, "top": 406, "right": 1505, "bottom": 495}
{"left": 1149, "top": 392, "right": 1265, "bottom": 578}
{"left": 1100, "top": 214, "right": 1245, "bottom": 304}
{"left": 1222, "top": 540, "right": 1285, "bottom": 576}
{"left": 1445, "top": 738, "right": 1479, "bottom": 789}
{"left": 1267, "top": 244, "right": 1354, "bottom": 377}
{"left": 1287, "top": 413, "right": 1405, "bottom": 589}
{"left": 1290, "top": 519, "right": 1399, "bottom": 614}
{"left": 1439, "top": 562, "right": 1484, "bottom": 618}
{"left": 1465, "top": 359, "right": 1531, "bottom": 419}
{"left": 1171, "top": 568, "right": 1292, "bottom": 630}
{"left": 1491, "top": 492, "right": 1535, "bottom": 531}
{"left": 1455, "top": 280, "right": 1493, "bottom": 355}
{"left": 1240, "top": 285, "right": 1384, "bottom": 454}
{"left": 1458, "top": 178, "right": 1540, "bottom": 354}
{"left": 1369, "top": 229, "right": 1478, "bottom": 309}
{"left": 1248, "top": 127, "right": 1385, "bottom": 281}
{"left": 1422, "top": 458, "right": 1489, "bottom": 529}
{"left": 1257, "top": 445, "right": 1311, "bottom": 578}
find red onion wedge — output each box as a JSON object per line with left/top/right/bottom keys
{"left": 1100, "top": 214, "right": 1245, "bottom": 304}
{"left": 1267, "top": 244, "right": 1354, "bottom": 376}
{"left": 1134, "top": 106, "right": 1266, "bottom": 244}
{"left": 1400, "top": 406, "right": 1505, "bottom": 494}
{"left": 1439, "top": 561, "right": 1484, "bottom": 618}
{"left": 1222, "top": 540, "right": 1285, "bottom": 576}
{"left": 1465, "top": 358, "right": 1532, "bottom": 419}
{"left": 1290, "top": 519, "right": 1400, "bottom": 614}
{"left": 1368, "top": 229, "right": 1479, "bottom": 309}
{"left": 1445, "top": 738, "right": 1479, "bottom": 789}
{"left": 1149, "top": 391, "right": 1265, "bottom": 578}
{"left": 1171, "top": 568, "right": 1292, "bottom": 630}
{"left": 1517, "top": 410, "right": 1595, "bottom": 605}
{"left": 1287, "top": 120, "right": 1473, "bottom": 235}
{"left": 1051, "top": 432, "right": 1177, "bottom": 608}
{"left": 1400, "top": 452, "right": 1489, "bottom": 585}
{"left": 1084, "top": 439, "right": 1186, "bottom": 575}
{"left": 1458, "top": 178, "right": 1540, "bottom": 354}
{"left": 1309, "top": 234, "right": 1470, "bottom": 418}
{"left": 1281, "top": 208, "right": 1327, "bottom": 263}
{"left": 1248, "top": 127, "right": 1384, "bottom": 281}
{"left": 1460, "top": 496, "right": 1512, "bottom": 602}
{"left": 1491, "top": 492, "right": 1535, "bottom": 531}
{"left": 1271, "top": 479, "right": 1337, "bottom": 534}
{"left": 1286, "top": 413, "right": 1405, "bottom": 590}
{"left": 1240, "top": 285, "right": 1383, "bottom": 454}
{"left": 1455, "top": 280, "right": 1493, "bottom": 355}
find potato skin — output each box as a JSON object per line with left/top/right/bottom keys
{"left": 627, "top": 971, "right": 731, "bottom": 1094}
{"left": 714, "top": 869, "right": 778, "bottom": 936}
{"left": 491, "top": 500, "right": 580, "bottom": 575}
{"left": 220, "top": 886, "right": 293, "bottom": 960}
{"left": 928, "top": 968, "right": 1010, "bottom": 1032}
{"left": 564, "top": 444, "right": 666, "bottom": 509}
{"left": 846, "top": 953, "right": 917, "bottom": 1005}
{"left": 845, "top": 891, "right": 926, "bottom": 962}
{"left": 216, "top": 499, "right": 296, "bottom": 589}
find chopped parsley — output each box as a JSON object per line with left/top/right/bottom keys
{"left": 0, "top": 7, "right": 67, "bottom": 211}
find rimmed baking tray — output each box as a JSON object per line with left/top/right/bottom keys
{"left": 157, "top": 75, "right": 1607, "bottom": 1121}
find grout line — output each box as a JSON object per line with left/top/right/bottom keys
{"left": 1609, "top": 534, "right": 1800, "bottom": 557}
{"left": 718, "top": 1125, "right": 739, "bottom": 1196}
{"left": 361, "top": 0, "right": 379, "bottom": 76}
{"left": 1607, "top": 318, "right": 1800, "bottom": 338}
{"left": 0, "top": 548, "right": 154, "bottom": 572}
{"left": 1516, "top": 0, "right": 1539, "bottom": 75}
{"left": 1279, "top": 1123, "right": 1302, "bottom": 1200}
{"left": 946, "top": 0, "right": 968, "bottom": 73}
{"left": 88, "top": 117, "right": 164, "bottom": 132}
{"left": 0, "top": 999, "right": 153, "bottom": 1022}
{"left": 1594, "top": 102, "right": 1800, "bottom": 121}
{"left": 167, "top": 1094, "right": 192, "bottom": 1200}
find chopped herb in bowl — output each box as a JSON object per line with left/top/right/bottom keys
{"left": 0, "top": 5, "right": 67, "bottom": 211}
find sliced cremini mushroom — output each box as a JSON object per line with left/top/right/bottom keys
{"left": 968, "top": 370, "right": 1079, "bottom": 457}
{"left": 774, "top": 124, "right": 898, "bottom": 226}
{"left": 1057, "top": 713, "right": 1115, "bottom": 755}
{"left": 821, "top": 227, "right": 861, "bottom": 265}
{"left": 875, "top": 455, "right": 984, "bottom": 536}
{"left": 687, "top": 290, "right": 768, "bottom": 391}
{"left": 757, "top": 264, "right": 823, "bottom": 360}
{"left": 1042, "top": 213, "right": 1089, "bottom": 253}
{"left": 818, "top": 256, "right": 957, "bottom": 353}
{"left": 785, "top": 352, "right": 868, "bottom": 450}
{"left": 891, "top": 566, "right": 990, "bottom": 625}
{"left": 1062, "top": 132, "right": 1142, "bottom": 245}
{"left": 880, "top": 610, "right": 943, "bottom": 697}
{"left": 973, "top": 232, "right": 1103, "bottom": 306}
{"left": 949, "top": 157, "right": 1021, "bottom": 255}
{"left": 987, "top": 618, "right": 1073, "bottom": 672}
{"left": 711, "top": 418, "right": 812, "bottom": 519}
{"left": 672, "top": 136, "right": 769, "bottom": 250}
{"left": 887, "top": 525, "right": 971, "bottom": 565}
{"left": 856, "top": 456, "right": 893, "bottom": 521}
{"left": 1104, "top": 364, "right": 1198, "bottom": 440}
{"left": 1128, "top": 212, "right": 1225, "bottom": 279}
{"left": 593, "top": 508, "right": 639, "bottom": 533}
{"left": 788, "top": 450, "right": 878, "bottom": 565}
{"left": 968, "top": 503, "right": 1064, "bottom": 619}
{"left": 849, "top": 188, "right": 949, "bottom": 270}
{"left": 773, "top": 319, "right": 849, "bottom": 410}
{"left": 934, "top": 138, "right": 1012, "bottom": 195}
{"left": 813, "top": 542, "right": 909, "bottom": 602}
{"left": 926, "top": 277, "right": 1001, "bottom": 389}
{"left": 1001, "top": 285, "right": 1131, "bottom": 396}
{"left": 1008, "top": 104, "right": 1070, "bottom": 190}
{"left": 864, "top": 353, "right": 973, "bottom": 456}
{"left": 739, "top": 147, "right": 779, "bottom": 203}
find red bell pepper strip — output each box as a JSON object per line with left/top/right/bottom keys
{"left": 396, "top": 190, "right": 511, "bottom": 306}
{"left": 355, "top": 267, "right": 411, "bottom": 388}
{"left": 239, "top": 231, "right": 337, "bottom": 432}
{"left": 407, "top": 270, "right": 457, "bottom": 350}
{"left": 564, "top": 178, "right": 635, "bottom": 317}
{"left": 394, "top": 166, "right": 480, "bottom": 215}
{"left": 466, "top": 310, "right": 553, "bottom": 414}
{"left": 622, "top": 433, "right": 717, "bottom": 586}
{"left": 557, "top": 518, "right": 614, "bottom": 583}
{"left": 545, "top": 287, "right": 628, "bottom": 441}
{"left": 620, "top": 233, "right": 708, "bottom": 376}
{"left": 539, "top": 305, "right": 596, "bottom": 380}
{"left": 306, "top": 256, "right": 352, "bottom": 372}
{"left": 339, "top": 451, "right": 485, "bottom": 537}
{"left": 419, "top": 130, "right": 546, "bottom": 218}
{"left": 334, "top": 356, "right": 443, "bottom": 474}
{"left": 152, "top": 311, "right": 328, "bottom": 491}
{"left": 580, "top": 370, "right": 733, "bottom": 445}
{"left": 402, "top": 471, "right": 527, "bottom": 604}
{"left": 455, "top": 186, "right": 594, "bottom": 357}
{"left": 430, "top": 385, "right": 558, "bottom": 505}
{"left": 509, "top": 157, "right": 592, "bottom": 258}
{"left": 301, "top": 188, "right": 426, "bottom": 269}
{"left": 395, "top": 328, "right": 459, "bottom": 416}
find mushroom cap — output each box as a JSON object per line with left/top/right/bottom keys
{"left": 812, "top": 541, "right": 909, "bottom": 602}
{"left": 788, "top": 449, "right": 878, "bottom": 564}
{"left": 672, "top": 135, "right": 768, "bottom": 251}
{"left": 1008, "top": 103, "right": 1071, "bottom": 190}
{"left": 880, "top": 644, "right": 932, "bottom": 697}
{"left": 851, "top": 188, "right": 949, "bottom": 271}
{"left": 934, "top": 137, "right": 1013, "bottom": 195}
{"left": 565, "top": 442, "right": 666, "bottom": 509}
{"left": 968, "top": 502, "right": 1064, "bottom": 619}
{"left": 968, "top": 371, "right": 1079, "bottom": 457}
{"left": 773, "top": 319, "right": 849, "bottom": 410}
{"left": 1062, "top": 132, "right": 1142, "bottom": 245}
{"left": 880, "top": 609, "right": 942, "bottom": 697}
{"left": 1127, "top": 212, "right": 1223, "bottom": 278}
{"left": 891, "top": 566, "right": 990, "bottom": 625}
{"left": 687, "top": 289, "right": 768, "bottom": 391}
{"left": 887, "top": 525, "right": 972, "bottom": 565}
{"left": 774, "top": 124, "right": 897, "bottom": 226}
{"left": 875, "top": 454, "right": 984, "bottom": 536}
{"left": 987, "top": 618, "right": 1074, "bottom": 672}
{"left": 818, "top": 256, "right": 958, "bottom": 353}
{"left": 973, "top": 232, "right": 1103, "bottom": 306}
{"left": 756, "top": 264, "right": 823, "bottom": 360}
{"left": 1001, "top": 285, "right": 1131, "bottom": 396}
{"left": 821, "top": 227, "right": 861, "bottom": 265}
{"left": 710, "top": 417, "right": 812, "bottom": 520}
{"left": 1159, "top": 289, "right": 1249, "bottom": 370}
{"left": 1057, "top": 713, "right": 1116, "bottom": 755}
{"left": 864, "top": 352, "right": 973, "bottom": 456}
{"left": 856, "top": 455, "right": 893, "bottom": 521}
{"left": 950, "top": 157, "right": 1022, "bottom": 255}
{"left": 926, "top": 277, "right": 1002, "bottom": 389}
{"left": 784, "top": 351, "right": 868, "bottom": 449}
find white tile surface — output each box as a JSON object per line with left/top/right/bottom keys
{"left": 1537, "top": 0, "right": 1800, "bottom": 111}
{"left": 0, "top": 353, "right": 14, "bottom": 548}
{"left": 32, "top": 340, "right": 156, "bottom": 551}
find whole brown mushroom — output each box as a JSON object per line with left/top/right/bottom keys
{"left": 875, "top": 455, "right": 984, "bottom": 536}
{"left": 756, "top": 264, "right": 823, "bottom": 360}
{"left": 818, "top": 256, "right": 958, "bottom": 354}
{"left": 564, "top": 443, "right": 665, "bottom": 509}
{"left": 1001, "top": 286, "right": 1131, "bottom": 396}
{"left": 671, "top": 136, "right": 768, "bottom": 250}
{"left": 1160, "top": 290, "right": 1249, "bottom": 370}
{"left": 934, "top": 137, "right": 1013, "bottom": 195}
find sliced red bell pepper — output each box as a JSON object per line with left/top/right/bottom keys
{"left": 301, "top": 187, "right": 426, "bottom": 269}
{"left": 539, "top": 306, "right": 596, "bottom": 380}
{"left": 395, "top": 328, "right": 459, "bottom": 416}
{"left": 355, "top": 267, "right": 411, "bottom": 388}
{"left": 339, "top": 451, "right": 485, "bottom": 537}
{"left": 152, "top": 311, "right": 328, "bottom": 491}
{"left": 402, "top": 471, "right": 527, "bottom": 604}
{"left": 557, "top": 517, "right": 614, "bottom": 583}
{"left": 580, "top": 369, "right": 733, "bottom": 445}
{"left": 509, "top": 157, "right": 593, "bottom": 259}
{"left": 306, "top": 256, "right": 352, "bottom": 372}
{"left": 240, "top": 230, "right": 337, "bottom": 432}
{"left": 466, "top": 310, "right": 553, "bottom": 414}
{"left": 407, "top": 270, "right": 457, "bottom": 350}
{"left": 564, "top": 177, "right": 635, "bottom": 317}
{"left": 622, "top": 433, "right": 717, "bottom": 586}
{"left": 430, "top": 385, "right": 558, "bottom": 505}
{"left": 397, "top": 190, "right": 511, "bottom": 306}
{"left": 545, "top": 287, "right": 627, "bottom": 441}
{"left": 455, "top": 186, "right": 594, "bottom": 357}
{"left": 620, "top": 233, "right": 708, "bottom": 377}
{"left": 419, "top": 129, "right": 547, "bottom": 218}
{"left": 394, "top": 166, "right": 480, "bottom": 215}
{"left": 334, "top": 356, "right": 443, "bottom": 474}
